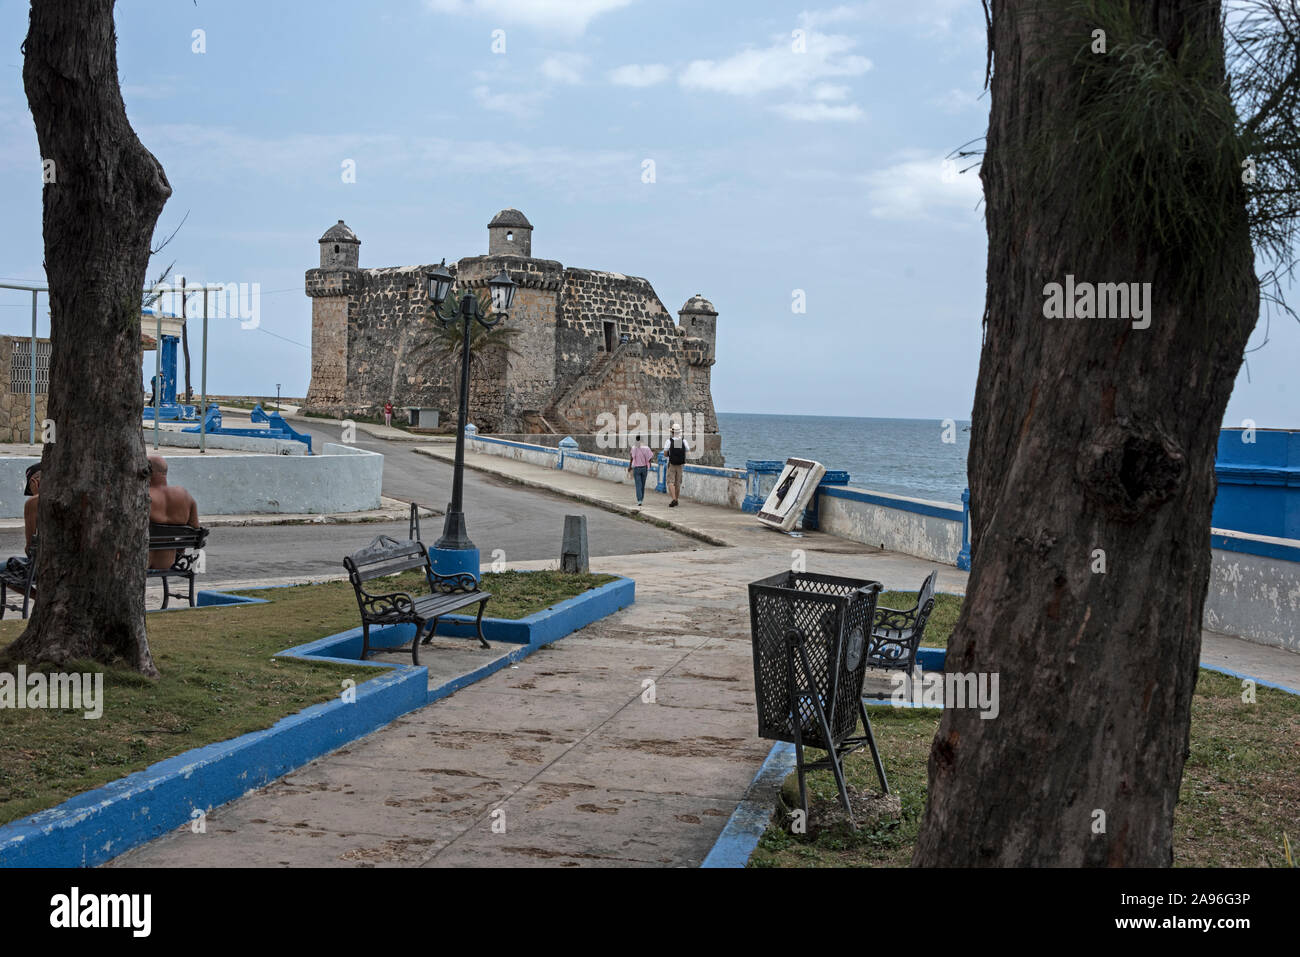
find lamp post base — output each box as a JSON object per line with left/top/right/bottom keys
{"left": 429, "top": 544, "right": 480, "bottom": 583}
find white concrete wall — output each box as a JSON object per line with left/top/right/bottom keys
{"left": 468, "top": 436, "right": 557, "bottom": 470}
{"left": 1206, "top": 533, "right": 1300, "bottom": 654}
{"left": 816, "top": 490, "right": 964, "bottom": 565}
{"left": 168, "top": 443, "right": 382, "bottom": 515}
{"left": 468, "top": 436, "right": 749, "bottom": 508}
{"left": 142, "top": 429, "right": 309, "bottom": 455}
{"left": 678, "top": 467, "right": 747, "bottom": 509}
{"left": 461, "top": 433, "right": 1300, "bottom": 655}
{"left": 0, "top": 444, "right": 383, "bottom": 518}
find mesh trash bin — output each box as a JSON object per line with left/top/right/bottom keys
{"left": 748, "top": 570, "right": 888, "bottom": 825}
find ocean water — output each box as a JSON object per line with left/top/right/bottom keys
{"left": 717, "top": 413, "right": 972, "bottom": 506}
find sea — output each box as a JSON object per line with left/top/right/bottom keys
{"left": 717, "top": 413, "right": 972, "bottom": 506}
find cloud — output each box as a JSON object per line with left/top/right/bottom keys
{"left": 930, "top": 87, "right": 985, "bottom": 114}
{"left": 609, "top": 63, "right": 671, "bottom": 87}
{"left": 424, "top": 0, "right": 634, "bottom": 35}
{"left": 679, "top": 29, "right": 870, "bottom": 122}
{"left": 810, "top": 83, "right": 849, "bottom": 101}
{"left": 473, "top": 84, "right": 546, "bottom": 117}
{"left": 130, "top": 123, "right": 645, "bottom": 201}
{"left": 680, "top": 31, "right": 871, "bottom": 96}
{"left": 801, "top": 1, "right": 985, "bottom": 43}
{"left": 797, "top": 5, "right": 870, "bottom": 29}
{"left": 773, "top": 101, "right": 863, "bottom": 122}
{"left": 860, "top": 153, "right": 984, "bottom": 220}
{"left": 540, "top": 53, "right": 588, "bottom": 84}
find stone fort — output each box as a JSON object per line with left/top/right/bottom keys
{"left": 303, "top": 209, "right": 723, "bottom": 465}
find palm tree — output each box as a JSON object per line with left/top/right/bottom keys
{"left": 416, "top": 287, "right": 522, "bottom": 376}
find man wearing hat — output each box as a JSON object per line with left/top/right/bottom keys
{"left": 22, "top": 463, "right": 41, "bottom": 549}
{"left": 661, "top": 422, "right": 691, "bottom": 508}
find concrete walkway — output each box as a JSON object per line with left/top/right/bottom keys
{"left": 106, "top": 449, "right": 1300, "bottom": 868}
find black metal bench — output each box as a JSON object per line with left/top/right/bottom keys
{"left": 867, "top": 570, "right": 938, "bottom": 673}
{"left": 148, "top": 523, "right": 209, "bottom": 610}
{"left": 0, "top": 537, "right": 37, "bottom": 620}
{"left": 1, "top": 526, "right": 209, "bottom": 619}
{"left": 344, "top": 535, "right": 491, "bottom": 665}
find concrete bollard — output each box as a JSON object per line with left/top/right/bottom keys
{"left": 560, "top": 514, "right": 590, "bottom": 574}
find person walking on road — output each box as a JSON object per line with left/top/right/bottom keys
{"left": 662, "top": 422, "right": 690, "bottom": 507}
{"left": 627, "top": 433, "right": 654, "bottom": 509}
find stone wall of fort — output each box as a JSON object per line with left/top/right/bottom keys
{"left": 302, "top": 212, "right": 722, "bottom": 462}
{"left": 0, "top": 335, "right": 50, "bottom": 444}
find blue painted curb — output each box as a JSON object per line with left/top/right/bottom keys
{"left": 1198, "top": 663, "right": 1300, "bottom": 697}
{"left": 701, "top": 741, "right": 795, "bottom": 868}
{"left": 0, "top": 576, "right": 635, "bottom": 868}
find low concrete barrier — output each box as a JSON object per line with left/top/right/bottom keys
{"left": 0, "top": 443, "right": 382, "bottom": 518}
{"left": 467, "top": 431, "right": 1299, "bottom": 654}
{"left": 815, "top": 486, "right": 964, "bottom": 565}
{"left": 169, "top": 443, "right": 382, "bottom": 515}
{"left": 468, "top": 434, "right": 749, "bottom": 508}
{"left": 142, "top": 429, "right": 308, "bottom": 455}
{"left": 1207, "top": 530, "right": 1300, "bottom": 654}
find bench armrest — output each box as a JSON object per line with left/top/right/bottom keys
{"left": 428, "top": 570, "right": 481, "bottom": 594}
{"left": 873, "top": 604, "right": 917, "bottom": 631}
{"left": 357, "top": 589, "right": 417, "bottom": 618}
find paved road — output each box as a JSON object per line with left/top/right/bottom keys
{"left": 0, "top": 426, "right": 697, "bottom": 589}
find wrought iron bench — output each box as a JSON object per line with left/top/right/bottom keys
{"left": 867, "top": 570, "right": 938, "bottom": 673}
{"left": 148, "top": 523, "right": 210, "bottom": 610}
{"left": 0, "top": 537, "right": 37, "bottom": 620}
{"left": 344, "top": 535, "right": 491, "bottom": 665}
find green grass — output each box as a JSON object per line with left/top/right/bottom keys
{"left": 750, "top": 669, "right": 1300, "bottom": 868}
{"left": 0, "top": 569, "right": 615, "bottom": 826}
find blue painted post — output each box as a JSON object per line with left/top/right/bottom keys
{"left": 654, "top": 450, "right": 668, "bottom": 494}
{"left": 957, "top": 487, "right": 972, "bottom": 571}
{"left": 803, "top": 470, "right": 850, "bottom": 531}
{"left": 558, "top": 435, "right": 577, "bottom": 470}
{"left": 742, "top": 460, "right": 785, "bottom": 513}
{"left": 160, "top": 335, "right": 179, "bottom": 409}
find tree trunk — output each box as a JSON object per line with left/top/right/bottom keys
{"left": 4, "top": 0, "right": 171, "bottom": 676}
{"left": 913, "top": 0, "right": 1258, "bottom": 866}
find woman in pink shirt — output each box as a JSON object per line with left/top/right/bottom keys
{"left": 627, "top": 434, "right": 654, "bottom": 508}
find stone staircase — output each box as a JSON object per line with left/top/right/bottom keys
{"left": 541, "top": 340, "right": 632, "bottom": 435}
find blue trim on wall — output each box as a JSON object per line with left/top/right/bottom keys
{"left": 819, "top": 485, "right": 964, "bottom": 522}
{"left": 0, "top": 575, "right": 635, "bottom": 868}
{"left": 471, "top": 434, "right": 558, "bottom": 455}
{"left": 1211, "top": 530, "right": 1300, "bottom": 564}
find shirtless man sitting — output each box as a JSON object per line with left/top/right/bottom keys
{"left": 147, "top": 455, "right": 200, "bottom": 570}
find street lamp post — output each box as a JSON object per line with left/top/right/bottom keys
{"left": 426, "top": 261, "right": 516, "bottom": 578}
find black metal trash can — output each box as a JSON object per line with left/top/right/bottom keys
{"left": 748, "top": 570, "right": 888, "bottom": 825}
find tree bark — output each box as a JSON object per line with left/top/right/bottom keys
{"left": 4, "top": 0, "right": 171, "bottom": 676}
{"left": 912, "top": 0, "right": 1258, "bottom": 866}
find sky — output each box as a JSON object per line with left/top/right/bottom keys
{"left": 0, "top": 0, "right": 1295, "bottom": 426}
